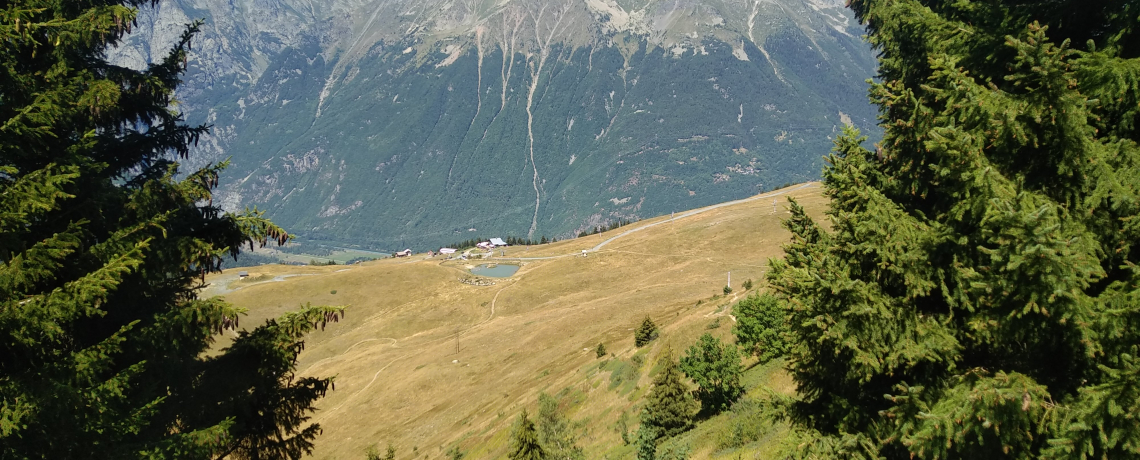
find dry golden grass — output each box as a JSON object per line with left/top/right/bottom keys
{"left": 206, "top": 183, "right": 829, "bottom": 459}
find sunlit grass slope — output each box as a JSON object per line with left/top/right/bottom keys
{"left": 205, "top": 183, "right": 828, "bottom": 459}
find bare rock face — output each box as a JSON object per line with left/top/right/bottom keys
{"left": 117, "top": 0, "right": 878, "bottom": 250}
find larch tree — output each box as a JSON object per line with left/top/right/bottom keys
{"left": 0, "top": 1, "right": 344, "bottom": 458}
{"left": 536, "top": 392, "right": 584, "bottom": 460}
{"left": 768, "top": 0, "right": 1140, "bottom": 458}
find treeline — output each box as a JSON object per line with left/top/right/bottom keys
{"left": 439, "top": 222, "right": 639, "bottom": 253}
{"left": 219, "top": 251, "right": 316, "bottom": 269}
{"left": 278, "top": 244, "right": 334, "bottom": 256}
{"left": 439, "top": 235, "right": 560, "bottom": 251}
{"left": 576, "top": 218, "right": 636, "bottom": 238}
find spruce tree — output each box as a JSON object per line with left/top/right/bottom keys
{"left": 641, "top": 349, "right": 696, "bottom": 439}
{"left": 769, "top": 0, "right": 1140, "bottom": 458}
{"left": 679, "top": 333, "right": 743, "bottom": 414}
{"left": 509, "top": 409, "right": 546, "bottom": 460}
{"left": 635, "top": 316, "right": 659, "bottom": 347}
{"left": 0, "top": 1, "right": 343, "bottom": 458}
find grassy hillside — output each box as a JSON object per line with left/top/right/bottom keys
{"left": 204, "top": 183, "right": 829, "bottom": 459}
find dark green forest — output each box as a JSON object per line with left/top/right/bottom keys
{"left": 187, "top": 28, "right": 878, "bottom": 252}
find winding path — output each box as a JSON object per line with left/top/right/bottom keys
{"left": 307, "top": 184, "right": 814, "bottom": 421}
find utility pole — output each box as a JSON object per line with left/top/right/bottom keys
{"left": 727, "top": 271, "right": 731, "bottom": 288}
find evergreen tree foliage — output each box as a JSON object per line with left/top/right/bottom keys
{"left": 657, "top": 441, "right": 691, "bottom": 460}
{"left": 768, "top": 0, "right": 1140, "bottom": 458}
{"left": 0, "top": 1, "right": 343, "bottom": 458}
{"left": 635, "top": 316, "right": 659, "bottom": 347}
{"left": 596, "top": 343, "right": 607, "bottom": 359}
{"left": 679, "top": 333, "right": 744, "bottom": 414}
{"left": 641, "top": 349, "right": 696, "bottom": 439}
{"left": 536, "top": 392, "right": 584, "bottom": 460}
{"left": 731, "top": 293, "right": 789, "bottom": 363}
{"left": 509, "top": 409, "right": 546, "bottom": 460}
{"left": 635, "top": 424, "right": 657, "bottom": 460}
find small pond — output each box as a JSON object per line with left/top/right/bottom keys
{"left": 470, "top": 264, "right": 519, "bottom": 278}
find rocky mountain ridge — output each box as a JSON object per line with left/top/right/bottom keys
{"left": 112, "top": 0, "right": 878, "bottom": 250}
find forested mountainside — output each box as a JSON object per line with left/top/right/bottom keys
{"left": 111, "top": 0, "right": 878, "bottom": 250}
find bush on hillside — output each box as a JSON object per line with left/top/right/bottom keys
{"left": 679, "top": 334, "right": 744, "bottom": 414}
{"left": 731, "top": 293, "right": 789, "bottom": 363}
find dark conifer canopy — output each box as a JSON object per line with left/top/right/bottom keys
{"left": 509, "top": 409, "right": 547, "bottom": 460}
{"left": 0, "top": 1, "right": 343, "bottom": 457}
{"left": 641, "top": 349, "right": 696, "bottom": 439}
{"left": 770, "top": 0, "right": 1140, "bottom": 457}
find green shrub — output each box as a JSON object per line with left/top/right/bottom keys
{"left": 732, "top": 293, "right": 789, "bottom": 363}
{"left": 679, "top": 333, "right": 744, "bottom": 414}
{"left": 714, "top": 398, "right": 774, "bottom": 450}
{"left": 631, "top": 354, "right": 646, "bottom": 368}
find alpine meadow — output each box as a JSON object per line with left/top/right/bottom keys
{"left": 2, "top": 1, "right": 1140, "bottom": 460}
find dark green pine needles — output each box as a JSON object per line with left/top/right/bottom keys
{"left": 635, "top": 316, "right": 659, "bottom": 347}
{"left": 0, "top": 1, "right": 344, "bottom": 458}
{"left": 641, "top": 349, "right": 696, "bottom": 440}
{"left": 509, "top": 409, "right": 547, "bottom": 460}
{"left": 769, "top": 0, "right": 1140, "bottom": 458}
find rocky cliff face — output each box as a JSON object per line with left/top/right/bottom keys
{"left": 115, "top": 0, "right": 878, "bottom": 250}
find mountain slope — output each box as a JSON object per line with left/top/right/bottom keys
{"left": 114, "top": 0, "right": 875, "bottom": 249}
{"left": 205, "top": 183, "right": 828, "bottom": 459}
